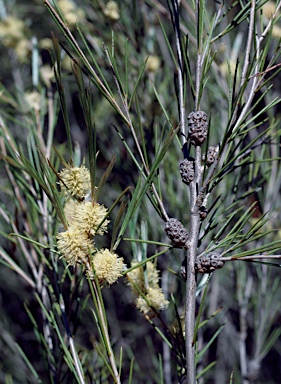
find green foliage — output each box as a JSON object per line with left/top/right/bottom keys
{"left": 0, "top": 1, "right": 281, "bottom": 383}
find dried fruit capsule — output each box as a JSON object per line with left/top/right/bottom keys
{"left": 199, "top": 206, "right": 208, "bottom": 220}
{"left": 188, "top": 110, "right": 208, "bottom": 145}
{"left": 195, "top": 252, "right": 224, "bottom": 274}
{"left": 202, "top": 146, "right": 218, "bottom": 166}
{"left": 165, "top": 218, "right": 189, "bottom": 248}
{"left": 179, "top": 159, "right": 195, "bottom": 185}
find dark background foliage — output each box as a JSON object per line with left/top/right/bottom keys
{"left": 0, "top": 1, "right": 281, "bottom": 383}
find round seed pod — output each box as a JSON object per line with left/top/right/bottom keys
{"left": 188, "top": 110, "right": 208, "bottom": 145}
{"left": 165, "top": 218, "right": 189, "bottom": 248}
{"left": 202, "top": 146, "right": 218, "bottom": 166}
{"left": 179, "top": 159, "right": 195, "bottom": 185}
{"left": 195, "top": 252, "right": 224, "bottom": 274}
{"left": 199, "top": 206, "right": 208, "bottom": 220}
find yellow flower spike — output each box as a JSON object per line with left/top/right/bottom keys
{"left": 135, "top": 296, "right": 150, "bottom": 315}
{"left": 146, "top": 262, "right": 161, "bottom": 289}
{"left": 128, "top": 261, "right": 169, "bottom": 314}
{"left": 88, "top": 249, "right": 125, "bottom": 285}
{"left": 126, "top": 261, "right": 145, "bottom": 294}
{"left": 128, "top": 261, "right": 160, "bottom": 294}
{"left": 136, "top": 288, "right": 169, "bottom": 314}
{"left": 146, "top": 287, "right": 169, "bottom": 310}
{"left": 57, "top": 226, "right": 94, "bottom": 266}
{"left": 59, "top": 165, "right": 91, "bottom": 199}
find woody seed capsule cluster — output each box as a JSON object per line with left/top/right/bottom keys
{"left": 165, "top": 218, "right": 189, "bottom": 248}
{"left": 203, "top": 146, "right": 218, "bottom": 166}
{"left": 188, "top": 110, "right": 208, "bottom": 145}
{"left": 195, "top": 252, "right": 224, "bottom": 274}
{"left": 179, "top": 159, "right": 195, "bottom": 185}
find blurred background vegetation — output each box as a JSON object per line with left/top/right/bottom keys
{"left": 0, "top": 0, "right": 281, "bottom": 383}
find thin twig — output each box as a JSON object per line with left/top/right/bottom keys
{"left": 226, "top": 1, "right": 281, "bottom": 138}
{"left": 91, "top": 278, "right": 121, "bottom": 384}
{"left": 0, "top": 204, "right": 39, "bottom": 278}
{"left": 172, "top": 0, "right": 186, "bottom": 147}
{"left": 69, "top": 337, "right": 86, "bottom": 384}
{"left": 194, "top": 51, "right": 202, "bottom": 111}
{"left": 185, "top": 176, "right": 199, "bottom": 384}
{"left": 184, "top": 2, "right": 205, "bottom": 382}
{"left": 240, "top": 1, "right": 256, "bottom": 88}
{"left": 238, "top": 274, "right": 253, "bottom": 383}
{"left": 155, "top": 0, "right": 197, "bottom": 46}
{"left": 185, "top": 243, "right": 198, "bottom": 383}
{"left": 259, "top": 1, "right": 281, "bottom": 44}
{"left": 253, "top": 264, "right": 267, "bottom": 366}
{"left": 249, "top": 63, "right": 281, "bottom": 79}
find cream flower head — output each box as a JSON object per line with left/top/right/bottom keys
{"left": 58, "top": 0, "right": 86, "bottom": 28}
{"left": 57, "top": 226, "right": 94, "bottom": 266}
{"left": 0, "top": 17, "right": 25, "bottom": 48}
{"left": 24, "top": 91, "right": 42, "bottom": 112}
{"left": 40, "top": 65, "right": 55, "bottom": 88}
{"left": 128, "top": 261, "right": 169, "bottom": 314}
{"left": 146, "top": 55, "right": 161, "bottom": 73}
{"left": 74, "top": 201, "right": 109, "bottom": 236}
{"left": 87, "top": 249, "right": 125, "bottom": 285}
{"left": 128, "top": 261, "right": 160, "bottom": 295}
{"left": 136, "top": 287, "right": 169, "bottom": 314}
{"left": 64, "top": 199, "right": 79, "bottom": 224}
{"left": 104, "top": 1, "right": 120, "bottom": 21}
{"left": 59, "top": 165, "right": 91, "bottom": 199}
{"left": 262, "top": 1, "right": 278, "bottom": 19}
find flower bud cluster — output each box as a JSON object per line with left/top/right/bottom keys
{"left": 57, "top": 165, "right": 124, "bottom": 285}
{"left": 202, "top": 146, "right": 218, "bottom": 166}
